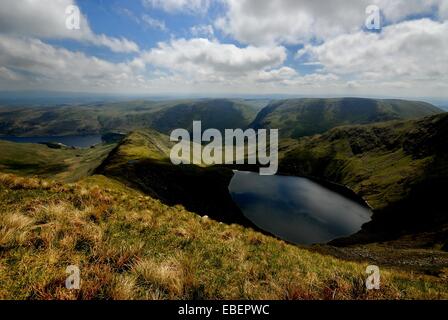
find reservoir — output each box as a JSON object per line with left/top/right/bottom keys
{"left": 229, "top": 171, "right": 372, "bottom": 245}
{"left": 0, "top": 135, "right": 103, "bottom": 148}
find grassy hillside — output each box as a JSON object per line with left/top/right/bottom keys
{"left": 0, "top": 104, "right": 447, "bottom": 299}
{"left": 147, "top": 99, "right": 257, "bottom": 134}
{"left": 279, "top": 113, "right": 448, "bottom": 244}
{"left": 0, "top": 140, "right": 115, "bottom": 182}
{"left": 0, "top": 99, "right": 259, "bottom": 137}
{"left": 251, "top": 98, "right": 442, "bottom": 139}
{"left": 0, "top": 172, "right": 447, "bottom": 299}
{"left": 96, "top": 129, "right": 253, "bottom": 227}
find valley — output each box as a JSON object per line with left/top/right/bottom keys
{"left": 0, "top": 97, "right": 447, "bottom": 299}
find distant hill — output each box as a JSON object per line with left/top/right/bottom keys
{"left": 0, "top": 99, "right": 259, "bottom": 137}
{"left": 145, "top": 99, "right": 257, "bottom": 134}
{"left": 279, "top": 113, "right": 448, "bottom": 244}
{"left": 0, "top": 140, "right": 114, "bottom": 182}
{"left": 251, "top": 98, "right": 443, "bottom": 139}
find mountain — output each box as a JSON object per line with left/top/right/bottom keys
{"left": 279, "top": 113, "right": 448, "bottom": 245}
{"left": 1, "top": 172, "right": 447, "bottom": 299}
{"left": 95, "top": 129, "right": 253, "bottom": 227}
{"left": 251, "top": 98, "right": 442, "bottom": 139}
{"left": 0, "top": 111, "right": 447, "bottom": 299}
{"left": 0, "top": 99, "right": 259, "bottom": 137}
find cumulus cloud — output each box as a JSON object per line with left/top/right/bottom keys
{"left": 142, "top": 0, "right": 210, "bottom": 15}
{"left": 256, "top": 67, "right": 298, "bottom": 83}
{"left": 0, "top": 0, "right": 139, "bottom": 53}
{"left": 217, "top": 0, "right": 448, "bottom": 46}
{"left": 141, "top": 38, "right": 287, "bottom": 79}
{"left": 298, "top": 19, "right": 448, "bottom": 86}
{"left": 0, "top": 35, "right": 144, "bottom": 91}
{"left": 0, "top": 0, "right": 446, "bottom": 97}
{"left": 0, "top": 33, "right": 296, "bottom": 93}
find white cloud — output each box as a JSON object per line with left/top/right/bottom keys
{"left": 0, "top": 34, "right": 295, "bottom": 94}
{"left": 217, "top": 0, "right": 448, "bottom": 46}
{"left": 142, "top": 0, "right": 210, "bottom": 15}
{"left": 141, "top": 38, "right": 287, "bottom": 78}
{"left": 141, "top": 14, "right": 167, "bottom": 31}
{"left": 0, "top": 35, "right": 144, "bottom": 91}
{"left": 0, "top": 0, "right": 139, "bottom": 53}
{"left": 439, "top": 1, "right": 448, "bottom": 19}
{"left": 0, "top": 66, "right": 22, "bottom": 81}
{"left": 256, "top": 67, "right": 298, "bottom": 83}
{"left": 297, "top": 19, "right": 448, "bottom": 95}
{"left": 117, "top": 8, "right": 168, "bottom": 32}
{"left": 91, "top": 34, "right": 139, "bottom": 53}
{"left": 375, "top": 0, "right": 441, "bottom": 23}
{"left": 0, "top": 0, "right": 447, "bottom": 98}
{"left": 190, "top": 25, "right": 214, "bottom": 38}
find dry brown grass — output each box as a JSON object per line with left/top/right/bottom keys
{"left": 0, "top": 172, "right": 447, "bottom": 300}
{"left": 0, "top": 212, "right": 35, "bottom": 248}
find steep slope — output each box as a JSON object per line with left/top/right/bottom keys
{"left": 279, "top": 113, "right": 448, "bottom": 244}
{"left": 96, "top": 129, "right": 252, "bottom": 227}
{"left": 0, "top": 99, "right": 259, "bottom": 136}
{"left": 1, "top": 172, "right": 447, "bottom": 299}
{"left": 251, "top": 98, "right": 442, "bottom": 139}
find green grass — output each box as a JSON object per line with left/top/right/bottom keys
{"left": 251, "top": 98, "right": 442, "bottom": 139}
{"left": 97, "top": 129, "right": 248, "bottom": 226}
{"left": 0, "top": 172, "right": 446, "bottom": 300}
{"left": 0, "top": 112, "right": 447, "bottom": 300}
{"left": 279, "top": 113, "right": 448, "bottom": 244}
{"left": 0, "top": 140, "right": 115, "bottom": 182}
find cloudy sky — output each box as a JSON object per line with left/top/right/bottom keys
{"left": 0, "top": 0, "right": 447, "bottom": 98}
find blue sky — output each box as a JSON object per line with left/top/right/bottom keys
{"left": 68, "top": 0, "right": 317, "bottom": 75}
{"left": 0, "top": 0, "right": 447, "bottom": 98}
{"left": 73, "top": 1, "right": 227, "bottom": 59}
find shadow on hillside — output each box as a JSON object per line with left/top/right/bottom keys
{"left": 97, "top": 157, "right": 259, "bottom": 229}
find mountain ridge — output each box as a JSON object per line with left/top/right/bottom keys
{"left": 250, "top": 97, "right": 442, "bottom": 139}
{"left": 279, "top": 112, "right": 448, "bottom": 245}
{"left": 0, "top": 99, "right": 260, "bottom": 137}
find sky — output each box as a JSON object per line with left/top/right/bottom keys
{"left": 0, "top": 0, "right": 447, "bottom": 99}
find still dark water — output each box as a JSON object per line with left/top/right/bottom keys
{"left": 229, "top": 171, "right": 372, "bottom": 245}
{"left": 0, "top": 135, "right": 102, "bottom": 148}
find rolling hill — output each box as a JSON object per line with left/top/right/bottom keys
{"left": 95, "top": 129, "right": 252, "bottom": 227}
{"left": 0, "top": 110, "right": 447, "bottom": 299}
{"left": 251, "top": 98, "right": 442, "bottom": 139}
{"left": 0, "top": 99, "right": 260, "bottom": 137}
{"left": 0, "top": 97, "right": 447, "bottom": 299}
{"left": 279, "top": 113, "right": 448, "bottom": 245}
{"left": 0, "top": 140, "right": 115, "bottom": 182}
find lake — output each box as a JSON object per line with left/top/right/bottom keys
{"left": 0, "top": 135, "right": 103, "bottom": 148}
{"left": 229, "top": 171, "right": 372, "bottom": 245}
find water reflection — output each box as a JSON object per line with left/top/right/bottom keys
{"left": 229, "top": 171, "right": 371, "bottom": 244}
